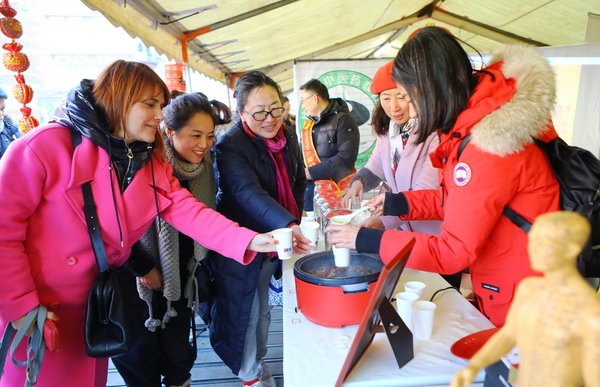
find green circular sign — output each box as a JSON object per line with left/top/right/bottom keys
{"left": 297, "top": 69, "right": 378, "bottom": 168}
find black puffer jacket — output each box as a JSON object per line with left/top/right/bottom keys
{"left": 206, "top": 121, "right": 305, "bottom": 374}
{"left": 214, "top": 120, "right": 305, "bottom": 231}
{"left": 307, "top": 97, "right": 359, "bottom": 182}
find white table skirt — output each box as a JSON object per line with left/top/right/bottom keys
{"left": 282, "top": 249, "right": 494, "bottom": 387}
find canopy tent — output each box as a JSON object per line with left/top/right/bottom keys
{"left": 80, "top": 0, "right": 600, "bottom": 93}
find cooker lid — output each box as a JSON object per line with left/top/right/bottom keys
{"left": 294, "top": 251, "right": 382, "bottom": 286}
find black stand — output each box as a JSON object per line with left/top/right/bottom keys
{"left": 335, "top": 239, "right": 416, "bottom": 387}
{"left": 378, "top": 297, "right": 414, "bottom": 368}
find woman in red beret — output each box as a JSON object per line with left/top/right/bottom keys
{"left": 342, "top": 60, "right": 440, "bottom": 236}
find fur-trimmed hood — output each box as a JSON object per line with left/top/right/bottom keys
{"left": 469, "top": 45, "right": 556, "bottom": 156}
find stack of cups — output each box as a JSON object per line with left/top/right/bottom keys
{"left": 395, "top": 281, "right": 437, "bottom": 340}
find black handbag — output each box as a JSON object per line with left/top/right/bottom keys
{"left": 84, "top": 268, "right": 132, "bottom": 358}
{"left": 71, "top": 131, "right": 132, "bottom": 358}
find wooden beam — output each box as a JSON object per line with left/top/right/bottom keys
{"left": 258, "top": 14, "right": 424, "bottom": 77}
{"left": 181, "top": 0, "right": 298, "bottom": 71}
{"left": 431, "top": 6, "right": 548, "bottom": 46}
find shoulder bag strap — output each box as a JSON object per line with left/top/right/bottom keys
{"left": 82, "top": 182, "right": 109, "bottom": 273}
{"left": 457, "top": 134, "right": 471, "bottom": 161}
{"left": 502, "top": 206, "right": 532, "bottom": 233}
{"left": 71, "top": 130, "right": 109, "bottom": 273}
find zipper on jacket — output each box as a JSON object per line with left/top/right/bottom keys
{"left": 121, "top": 144, "right": 133, "bottom": 192}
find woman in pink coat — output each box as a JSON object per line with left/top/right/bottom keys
{"left": 0, "top": 60, "right": 277, "bottom": 387}
{"left": 342, "top": 60, "right": 440, "bottom": 235}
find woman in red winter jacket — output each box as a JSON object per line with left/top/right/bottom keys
{"left": 327, "top": 27, "right": 560, "bottom": 327}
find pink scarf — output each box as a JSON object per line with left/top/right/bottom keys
{"left": 242, "top": 121, "right": 300, "bottom": 221}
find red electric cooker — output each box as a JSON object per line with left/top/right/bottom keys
{"left": 294, "top": 250, "right": 383, "bottom": 327}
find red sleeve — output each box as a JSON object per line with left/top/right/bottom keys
{"left": 401, "top": 188, "right": 445, "bottom": 221}
{"left": 382, "top": 148, "right": 520, "bottom": 274}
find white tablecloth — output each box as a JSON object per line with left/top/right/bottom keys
{"left": 282, "top": 250, "right": 494, "bottom": 387}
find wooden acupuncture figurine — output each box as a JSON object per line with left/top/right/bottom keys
{"left": 451, "top": 211, "right": 600, "bottom": 387}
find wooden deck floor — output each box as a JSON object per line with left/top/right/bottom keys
{"left": 107, "top": 307, "right": 284, "bottom": 387}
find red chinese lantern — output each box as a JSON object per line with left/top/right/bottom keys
{"left": 13, "top": 74, "right": 32, "bottom": 104}
{"left": 0, "top": 1, "right": 37, "bottom": 134}
{"left": 164, "top": 63, "right": 186, "bottom": 92}
{"left": 0, "top": 16, "right": 21, "bottom": 39}
{"left": 18, "top": 106, "right": 38, "bottom": 133}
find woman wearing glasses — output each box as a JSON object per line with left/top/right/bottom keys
{"left": 205, "top": 71, "right": 310, "bottom": 387}
{"left": 342, "top": 60, "right": 440, "bottom": 235}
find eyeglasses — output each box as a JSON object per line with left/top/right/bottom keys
{"left": 300, "top": 93, "right": 316, "bottom": 103}
{"left": 246, "top": 107, "right": 286, "bottom": 122}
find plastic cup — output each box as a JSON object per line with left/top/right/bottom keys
{"left": 304, "top": 211, "right": 315, "bottom": 221}
{"left": 412, "top": 300, "right": 437, "bottom": 340}
{"left": 404, "top": 281, "right": 426, "bottom": 298}
{"left": 332, "top": 246, "right": 350, "bottom": 267}
{"left": 300, "top": 220, "right": 320, "bottom": 247}
{"left": 272, "top": 228, "right": 293, "bottom": 260}
{"left": 395, "top": 291, "right": 419, "bottom": 331}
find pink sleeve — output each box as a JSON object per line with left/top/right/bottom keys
{"left": 363, "top": 136, "right": 386, "bottom": 180}
{"left": 0, "top": 139, "right": 43, "bottom": 322}
{"left": 158, "top": 161, "right": 258, "bottom": 265}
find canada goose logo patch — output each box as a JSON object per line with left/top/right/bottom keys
{"left": 454, "top": 162, "right": 471, "bottom": 186}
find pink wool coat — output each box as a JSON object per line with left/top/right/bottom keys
{"left": 0, "top": 124, "right": 257, "bottom": 387}
{"left": 364, "top": 121, "right": 441, "bottom": 234}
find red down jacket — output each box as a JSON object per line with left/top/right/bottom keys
{"left": 379, "top": 45, "right": 560, "bottom": 326}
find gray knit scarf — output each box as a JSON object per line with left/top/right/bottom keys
{"left": 137, "top": 138, "right": 216, "bottom": 331}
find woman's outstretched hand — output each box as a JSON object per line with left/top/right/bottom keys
{"left": 12, "top": 308, "right": 59, "bottom": 335}
{"left": 291, "top": 224, "right": 313, "bottom": 254}
{"left": 342, "top": 180, "right": 364, "bottom": 208}
{"left": 326, "top": 224, "right": 360, "bottom": 250}
{"left": 249, "top": 233, "right": 277, "bottom": 252}
{"left": 366, "top": 193, "right": 386, "bottom": 217}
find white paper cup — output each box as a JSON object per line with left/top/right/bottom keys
{"left": 332, "top": 246, "right": 351, "bottom": 267}
{"left": 300, "top": 220, "right": 320, "bottom": 247}
{"left": 304, "top": 211, "right": 315, "bottom": 221}
{"left": 404, "top": 281, "right": 426, "bottom": 298}
{"left": 273, "top": 228, "right": 293, "bottom": 260}
{"left": 395, "top": 291, "right": 419, "bottom": 331}
{"left": 412, "top": 300, "right": 437, "bottom": 340}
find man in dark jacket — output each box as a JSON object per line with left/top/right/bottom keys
{"left": 0, "top": 87, "right": 21, "bottom": 159}
{"left": 299, "top": 79, "right": 359, "bottom": 211}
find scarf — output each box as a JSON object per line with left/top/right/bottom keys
{"left": 137, "top": 137, "right": 216, "bottom": 331}
{"left": 242, "top": 121, "right": 300, "bottom": 220}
